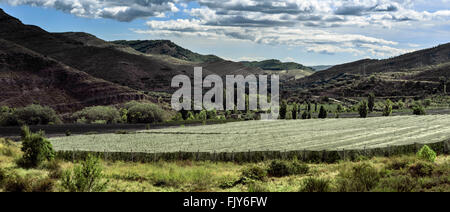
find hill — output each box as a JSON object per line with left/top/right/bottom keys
{"left": 240, "top": 59, "right": 314, "bottom": 72}
{"left": 284, "top": 43, "right": 450, "bottom": 100}
{"left": 0, "top": 38, "right": 145, "bottom": 112}
{"left": 112, "top": 40, "right": 222, "bottom": 63}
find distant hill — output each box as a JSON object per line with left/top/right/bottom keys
{"left": 240, "top": 59, "right": 314, "bottom": 72}
{"left": 112, "top": 40, "right": 222, "bottom": 63}
{"left": 284, "top": 43, "right": 450, "bottom": 99}
{"left": 0, "top": 38, "right": 145, "bottom": 112}
{"left": 311, "top": 65, "right": 333, "bottom": 71}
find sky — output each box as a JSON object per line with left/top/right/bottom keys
{"left": 0, "top": 0, "right": 449, "bottom": 66}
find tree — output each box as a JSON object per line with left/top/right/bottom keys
{"left": 62, "top": 155, "right": 108, "bottom": 192}
{"left": 280, "top": 100, "right": 288, "bottom": 119}
{"left": 19, "top": 126, "right": 55, "bottom": 168}
{"left": 358, "top": 101, "right": 369, "bottom": 118}
{"left": 382, "top": 99, "right": 393, "bottom": 116}
{"left": 412, "top": 104, "right": 426, "bottom": 115}
{"left": 14, "top": 104, "right": 61, "bottom": 126}
{"left": 318, "top": 106, "right": 328, "bottom": 119}
{"left": 368, "top": 93, "right": 375, "bottom": 113}
{"left": 292, "top": 103, "right": 298, "bottom": 120}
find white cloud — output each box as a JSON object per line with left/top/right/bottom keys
{"left": 2, "top": 0, "right": 449, "bottom": 58}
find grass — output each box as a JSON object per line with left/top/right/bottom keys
{"left": 1, "top": 138, "right": 448, "bottom": 192}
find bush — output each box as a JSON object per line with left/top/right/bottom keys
{"left": 300, "top": 177, "right": 332, "bottom": 192}
{"left": 408, "top": 161, "right": 434, "bottom": 178}
{"left": 18, "top": 126, "right": 55, "bottom": 168}
{"left": 247, "top": 182, "right": 270, "bottom": 192}
{"left": 337, "top": 163, "right": 380, "bottom": 192}
{"left": 318, "top": 106, "right": 327, "bottom": 119}
{"left": 2, "top": 105, "right": 61, "bottom": 126}
{"left": 241, "top": 165, "right": 267, "bottom": 182}
{"left": 267, "top": 160, "right": 309, "bottom": 177}
{"left": 124, "top": 101, "right": 166, "bottom": 124}
{"left": 358, "top": 101, "right": 369, "bottom": 118}
{"left": 412, "top": 104, "right": 426, "bottom": 115}
{"left": 368, "top": 93, "right": 375, "bottom": 112}
{"left": 417, "top": 145, "right": 437, "bottom": 162}
{"left": 62, "top": 155, "right": 108, "bottom": 192}
{"left": 382, "top": 99, "right": 393, "bottom": 116}
{"left": 386, "top": 157, "right": 413, "bottom": 170}
{"left": 374, "top": 175, "right": 418, "bottom": 192}
{"left": 2, "top": 172, "right": 54, "bottom": 192}
{"left": 72, "top": 106, "right": 121, "bottom": 124}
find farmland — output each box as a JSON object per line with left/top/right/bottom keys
{"left": 50, "top": 115, "right": 450, "bottom": 154}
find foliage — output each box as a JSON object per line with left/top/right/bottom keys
{"left": 72, "top": 106, "right": 121, "bottom": 124}
{"left": 417, "top": 145, "right": 437, "bottom": 162}
{"left": 280, "top": 101, "right": 287, "bottom": 119}
{"left": 241, "top": 165, "right": 267, "bottom": 182}
{"left": 125, "top": 101, "right": 166, "bottom": 124}
{"left": 358, "top": 101, "right": 369, "bottom": 118}
{"left": 374, "top": 175, "right": 418, "bottom": 192}
{"left": 408, "top": 161, "right": 434, "bottom": 178}
{"left": 300, "top": 177, "right": 331, "bottom": 192}
{"left": 412, "top": 104, "right": 426, "bottom": 115}
{"left": 337, "top": 163, "right": 380, "bottom": 192}
{"left": 1, "top": 105, "right": 61, "bottom": 126}
{"left": 292, "top": 103, "right": 298, "bottom": 120}
{"left": 318, "top": 106, "right": 328, "bottom": 119}
{"left": 382, "top": 99, "right": 393, "bottom": 117}
{"left": 61, "top": 155, "right": 108, "bottom": 192}
{"left": 18, "top": 126, "right": 55, "bottom": 168}
{"left": 368, "top": 93, "right": 375, "bottom": 112}
{"left": 267, "top": 160, "right": 309, "bottom": 177}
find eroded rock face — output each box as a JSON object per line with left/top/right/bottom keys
{"left": 0, "top": 38, "right": 146, "bottom": 113}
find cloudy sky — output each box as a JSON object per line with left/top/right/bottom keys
{"left": 1, "top": 0, "right": 449, "bottom": 66}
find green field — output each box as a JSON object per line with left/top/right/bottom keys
{"left": 50, "top": 115, "right": 450, "bottom": 153}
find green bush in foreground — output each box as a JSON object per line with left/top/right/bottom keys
{"left": 18, "top": 126, "right": 55, "bottom": 168}
{"left": 337, "top": 163, "right": 380, "bottom": 192}
{"left": 300, "top": 177, "right": 332, "bottom": 192}
{"left": 241, "top": 165, "right": 267, "bottom": 182}
{"left": 267, "top": 160, "right": 309, "bottom": 177}
{"left": 417, "top": 145, "right": 437, "bottom": 162}
{"left": 62, "top": 155, "right": 108, "bottom": 192}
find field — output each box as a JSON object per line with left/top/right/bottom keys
{"left": 1, "top": 138, "right": 449, "bottom": 192}
{"left": 50, "top": 115, "right": 450, "bottom": 154}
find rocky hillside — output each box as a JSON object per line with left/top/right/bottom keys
{"left": 0, "top": 39, "right": 145, "bottom": 113}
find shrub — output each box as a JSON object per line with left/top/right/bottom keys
{"left": 386, "top": 157, "right": 413, "bottom": 170}
{"left": 18, "top": 126, "right": 55, "bottom": 168}
{"left": 358, "top": 101, "right": 369, "bottom": 118}
{"left": 61, "top": 155, "right": 108, "bottom": 192}
{"left": 412, "top": 104, "right": 426, "bottom": 115}
{"left": 300, "top": 177, "right": 332, "bottom": 192}
{"left": 368, "top": 93, "right": 375, "bottom": 112}
{"left": 2, "top": 172, "right": 54, "bottom": 192}
{"left": 408, "top": 161, "right": 434, "bottom": 178}
{"left": 417, "top": 145, "right": 437, "bottom": 162}
{"left": 247, "top": 182, "right": 270, "bottom": 192}
{"left": 7, "top": 104, "right": 61, "bottom": 126}
{"left": 374, "top": 175, "right": 418, "bottom": 192}
{"left": 72, "top": 106, "right": 121, "bottom": 124}
{"left": 382, "top": 99, "right": 393, "bottom": 116}
{"left": 318, "top": 106, "right": 327, "bottom": 119}
{"left": 337, "top": 163, "right": 380, "bottom": 192}
{"left": 267, "top": 160, "right": 309, "bottom": 177}
{"left": 241, "top": 165, "right": 267, "bottom": 182}
{"left": 124, "top": 101, "right": 166, "bottom": 124}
